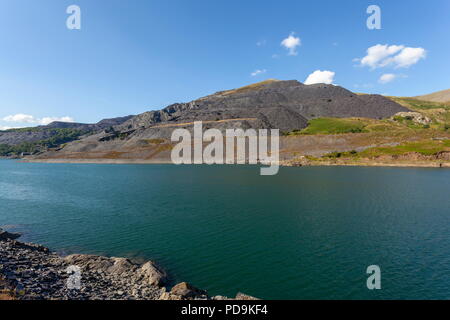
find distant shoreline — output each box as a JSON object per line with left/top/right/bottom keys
{"left": 21, "top": 158, "right": 450, "bottom": 168}
{"left": 21, "top": 158, "right": 173, "bottom": 165}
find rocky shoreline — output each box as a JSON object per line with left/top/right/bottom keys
{"left": 0, "top": 228, "right": 256, "bottom": 301}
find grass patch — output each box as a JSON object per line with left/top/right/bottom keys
{"left": 323, "top": 140, "right": 450, "bottom": 160}
{"left": 358, "top": 140, "right": 450, "bottom": 158}
{"left": 392, "top": 97, "right": 450, "bottom": 111}
{"left": 289, "top": 118, "right": 371, "bottom": 135}
{"left": 324, "top": 150, "right": 358, "bottom": 158}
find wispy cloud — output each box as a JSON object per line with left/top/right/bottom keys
{"left": 281, "top": 32, "right": 301, "bottom": 56}
{"left": 3, "top": 114, "right": 36, "bottom": 123}
{"left": 378, "top": 73, "right": 407, "bottom": 84}
{"left": 256, "top": 40, "right": 266, "bottom": 47}
{"left": 2, "top": 114, "right": 75, "bottom": 126}
{"left": 356, "top": 44, "right": 426, "bottom": 69}
{"left": 378, "top": 73, "right": 397, "bottom": 84}
{"left": 304, "top": 70, "right": 335, "bottom": 85}
{"left": 251, "top": 69, "right": 267, "bottom": 77}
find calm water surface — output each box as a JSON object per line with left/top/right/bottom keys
{"left": 0, "top": 160, "right": 449, "bottom": 299}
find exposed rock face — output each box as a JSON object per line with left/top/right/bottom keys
{"left": 0, "top": 228, "right": 21, "bottom": 241}
{"left": 393, "top": 112, "right": 432, "bottom": 125}
{"left": 170, "top": 282, "right": 207, "bottom": 298}
{"left": 138, "top": 261, "right": 168, "bottom": 286}
{"left": 436, "top": 151, "right": 450, "bottom": 160}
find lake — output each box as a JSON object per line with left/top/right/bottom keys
{"left": 0, "top": 160, "right": 449, "bottom": 299}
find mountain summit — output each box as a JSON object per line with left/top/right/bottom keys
{"left": 116, "top": 79, "right": 408, "bottom": 134}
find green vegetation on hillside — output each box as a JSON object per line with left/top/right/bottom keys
{"left": 288, "top": 118, "right": 370, "bottom": 135}
{"left": 324, "top": 139, "right": 450, "bottom": 159}
{"left": 3, "top": 127, "right": 45, "bottom": 133}
{"left": 0, "top": 128, "right": 90, "bottom": 156}
{"left": 286, "top": 96, "right": 450, "bottom": 137}
{"left": 286, "top": 117, "right": 409, "bottom": 135}
{"left": 391, "top": 97, "right": 450, "bottom": 131}
{"left": 393, "top": 97, "right": 450, "bottom": 111}
{"left": 360, "top": 139, "right": 450, "bottom": 157}
{"left": 391, "top": 115, "right": 430, "bottom": 130}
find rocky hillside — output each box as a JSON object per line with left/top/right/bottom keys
{"left": 0, "top": 116, "right": 133, "bottom": 156}
{"left": 416, "top": 88, "right": 450, "bottom": 103}
{"left": 31, "top": 79, "right": 409, "bottom": 161}
{"left": 116, "top": 79, "right": 407, "bottom": 134}
{"left": 0, "top": 116, "right": 133, "bottom": 146}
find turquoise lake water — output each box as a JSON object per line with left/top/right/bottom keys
{"left": 0, "top": 160, "right": 449, "bottom": 299}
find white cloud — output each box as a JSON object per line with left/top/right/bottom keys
{"left": 357, "top": 44, "right": 426, "bottom": 69}
{"left": 389, "top": 47, "right": 427, "bottom": 68}
{"left": 3, "top": 113, "right": 36, "bottom": 123}
{"left": 304, "top": 70, "right": 335, "bottom": 85}
{"left": 359, "top": 44, "right": 404, "bottom": 68}
{"left": 40, "top": 116, "right": 75, "bottom": 125}
{"left": 379, "top": 73, "right": 397, "bottom": 84}
{"left": 378, "top": 73, "right": 407, "bottom": 84}
{"left": 0, "top": 126, "right": 13, "bottom": 131}
{"left": 251, "top": 69, "right": 267, "bottom": 77}
{"left": 2, "top": 114, "right": 75, "bottom": 126}
{"left": 281, "top": 32, "right": 301, "bottom": 56}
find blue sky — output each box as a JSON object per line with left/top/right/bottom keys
{"left": 0, "top": 0, "right": 449, "bottom": 128}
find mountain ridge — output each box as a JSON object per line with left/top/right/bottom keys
{"left": 28, "top": 79, "right": 412, "bottom": 161}
{"left": 0, "top": 115, "right": 134, "bottom": 154}
{"left": 115, "top": 79, "right": 407, "bottom": 135}
{"left": 416, "top": 88, "right": 450, "bottom": 103}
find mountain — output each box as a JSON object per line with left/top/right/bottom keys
{"left": 0, "top": 115, "right": 134, "bottom": 156}
{"left": 416, "top": 89, "right": 450, "bottom": 103}
{"left": 115, "top": 79, "right": 407, "bottom": 134}
{"left": 33, "top": 79, "right": 410, "bottom": 161}
{"left": 44, "top": 116, "right": 134, "bottom": 130}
